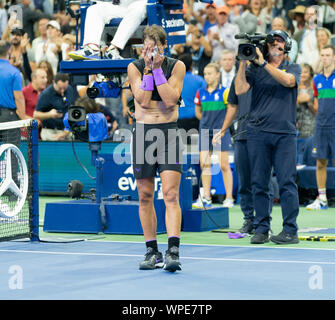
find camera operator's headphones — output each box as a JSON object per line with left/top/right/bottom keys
{"left": 266, "top": 29, "right": 292, "bottom": 54}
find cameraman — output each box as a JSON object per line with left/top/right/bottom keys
{"left": 235, "top": 30, "right": 301, "bottom": 244}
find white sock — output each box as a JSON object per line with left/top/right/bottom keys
{"left": 318, "top": 188, "right": 327, "bottom": 202}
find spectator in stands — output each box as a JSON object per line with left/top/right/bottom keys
{"left": 59, "top": 2, "right": 80, "bottom": 37}
{"left": 22, "top": 67, "right": 47, "bottom": 118}
{"left": 207, "top": 6, "right": 239, "bottom": 63}
{"left": 271, "top": 16, "right": 298, "bottom": 63}
{"left": 288, "top": 5, "right": 306, "bottom": 35}
{"left": 296, "top": 63, "right": 315, "bottom": 138}
{"left": 37, "top": 59, "right": 54, "bottom": 85}
{"left": 0, "top": 1, "right": 8, "bottom": 39}
{"left": 61, "top": 33, "right": 76, "bottom": 61}
{"left": 226, "top": 0, "right": 243, "bottom": 23}
{"left": 176, "top": 24, "right": 212, "bottom": 77}
{"left": 234, "top": 0, "right": 273, "bottom": 34}
{"left": 68, "top": 0, "right": 147, "bottom": 60}
{"left": 193, "top": 62, "right": 234, "bottom": 209}
{"left": 35, "top": 20, "right": 63, "bottom": 76}
{"left": 19, "top": 0, "right": 45, "bottom": 42}
{"left": 295, "top": 6, "right": 319, "bottom": 66}
{"left": 306, "top": 45, "right": 335, "bottom": 210}
{"left": 28, "top": 16, "right": 50, "bottom": 67}
{"left": 177, "top": 53, "right": 206, "bottom": 133}
{"left": 32, "top": 0, "right": 53, "bottom": 17}
{"left": 33, "top": 73, "right": 79, "bottom": 141}
{"left": 312, "top": 27, "right": 332, "bottom": 73}
{"left": 317, "top": 1, "right": 335, "bottom": 32}
{"left": 190, "top": 2, "right": 217, "bottom": 36}
{"left": 8, "top": 27, "right": 32, "bottom": 85}
{"left": 219, "top": 49, "right": 236, "bottom": 88}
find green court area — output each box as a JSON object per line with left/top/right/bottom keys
{"left": 38, "top": 196, "right": 335, "bottom": 249}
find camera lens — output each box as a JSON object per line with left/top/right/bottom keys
{"left": 72, "top": 110, "right": 82, "bottom": 120}
{"left": 87, "top": 87, "right": 99, "bottom": 99}
{"left": 242, "top": 46, "right": 253, "bottom": 57}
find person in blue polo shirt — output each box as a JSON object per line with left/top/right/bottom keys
{"left": 0, "top": 40, "right": 29, "bottom": 123}
{"left": 306, "top": 45, "right": 335, "bottom": 210}
{"left": 235, "top": 30, "right": 301, "bottom": 244}
{"left": 193, "top": 62, "right": 234, "bottom": 209}
{"left": 0, "top": 40, "right": 30, "bottom": 192}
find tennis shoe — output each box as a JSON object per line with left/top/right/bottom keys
{"left": 192, "top": 197, "right": 212, "bottom": 209}
{"left": 238, "top": 219, "right": 254, "bottom": 234}
{"left": 164, "top": 246, "right": 182, "bottom": 272}
{"left": 68, "top": 43, "right": 100, "bottom": 60}
{"left": 250, "top": 232, "right": 269, "bottom": 244}
{"left": 104, "top": 46, "right": 124, "bottom": 60}
{"left": 270, "top": 231, "right": 299, "bottom": 244}
{"left": 139, "top": 247, "right": 164, "bottom": 270}
{"left": 222, "top": 198, "right": 234, "bottom": 208}
{"left": 306, "top": 198, "right": 328, "bottom": 210}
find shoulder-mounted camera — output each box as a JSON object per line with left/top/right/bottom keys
{"left": 235, "top": 30, "right": 292, "bottom": 61}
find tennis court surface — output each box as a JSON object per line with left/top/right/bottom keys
{"left": 0, "top": 240, "right": 334, "bottom": 300}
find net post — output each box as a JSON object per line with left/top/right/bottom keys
{"left": 30, "top": 120, "right": 39, "bottom": 242}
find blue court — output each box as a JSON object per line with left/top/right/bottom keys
{"left": 0, "top": 240, "right": 334, "bottom": 300}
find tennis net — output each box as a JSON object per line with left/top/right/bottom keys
{"left": 0, "top": 119, "right": 39, "bottom": 241}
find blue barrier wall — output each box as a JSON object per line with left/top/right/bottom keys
{"left": 38, "top": 141, "right": 238, "bottom": 198}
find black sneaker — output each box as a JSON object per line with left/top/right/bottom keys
{"left": 164, "top": 246, "right": 182, "bottom": 272}
{"left": 270, "top": 231, "right": 299, "bottom": 244}
{"left": 250, "top": 232, "right": 269, "bottom": 244}
{"left": 139, "top": 247, "right": 164, "bottom": 270}
{"left": 238, "top": 219, "right": 255, "bottom": 234}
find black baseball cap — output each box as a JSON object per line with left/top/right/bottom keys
{"left": 268, "top": 29, "right": 290, "bottom": 43}
{"left": 10, "top": 28, "right": 25, "bottom": 36}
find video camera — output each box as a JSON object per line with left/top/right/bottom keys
{"left": 235, "top": 33, "right": 268, "bottom": 61}
{"left": 65, "top": 106, "right": 108, "bottom": 145}
{"left": 87, "top": 80, "right": 121, "bottom": 99}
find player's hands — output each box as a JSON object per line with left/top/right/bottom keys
{"left": 143, "top": 44, "right": 154, "bottom": 70}
{"left": 152, "top": 45, "right": 164, "bottom": 70}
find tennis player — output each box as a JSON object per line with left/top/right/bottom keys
{"left": 127, "top": 25, "right": 185, "bottom": 272}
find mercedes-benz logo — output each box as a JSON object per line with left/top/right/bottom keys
{"left": 0, "top": 144, "right": 28, "bottom": 218}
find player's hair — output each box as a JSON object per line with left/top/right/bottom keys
{"left": 143, "top": 25, "right": 167, "bottom": 45}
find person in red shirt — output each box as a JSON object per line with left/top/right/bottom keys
{"left": 22, "top": 68, "right": 48, "bottom": 118}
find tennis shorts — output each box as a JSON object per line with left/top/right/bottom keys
{"left": 199, "top": 128, "right": 232, "bottom": 152}
{"left": 131, "top": 122, "right": 184, "bottom": 179}
{"left": 313, "top": 127, "right": 335, "bottom": 160}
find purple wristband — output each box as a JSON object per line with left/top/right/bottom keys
{"left": 152, "top": 68, "right": 167, "bottom": 86}
{"left": 140, "top": 74, "right": 154, "bottom": 91}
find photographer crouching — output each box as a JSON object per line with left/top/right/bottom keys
{"left": 234, "top": 30, "right": 301, "bottom": 245}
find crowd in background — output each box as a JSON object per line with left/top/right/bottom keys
{"left": 0, "top": 0, "right": 334, "bottom": 143}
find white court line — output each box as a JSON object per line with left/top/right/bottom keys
{"left": 88, "top": 240, "right": 335, "bottom": 251}
{"left": 1, "top": 249, "right": 335, "bottom": 265}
